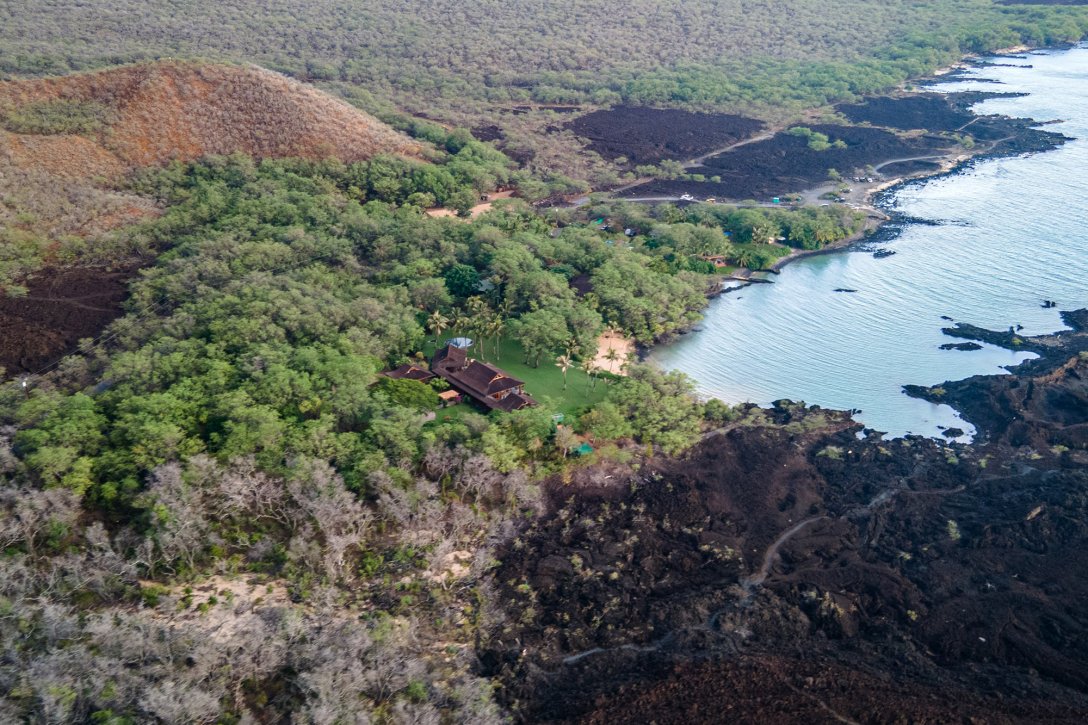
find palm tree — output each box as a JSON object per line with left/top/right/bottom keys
{"left": 581, "top": 359, "right": 599, "bottom": 391}
{"left": 602, "top": 324, "right": 620, "bottom": 354}
{"left": 486, "top": 315, "right": 505, "bottom": 360}
{"left": 465, "top": 295, "right": 488, "bottom": 316}
{"left": 604, "top": 347, "right": 620, "bottom": 374}
{"left": 495, "top": 300, "right": 513, "bottom": 357}
{"left": 427, "top": 310, "right": 449, "bottom": 347}
{"left": 462, "top": 296, "right": 491, "bottom": 353}
{"left": 448, "top": 311, "right": 469, "bottom": 351}
{"left": 555, "top": 354, "right": 573, "bottom": 390}
{"left": 564, "top": 338, "right": 581, "bottom": 359}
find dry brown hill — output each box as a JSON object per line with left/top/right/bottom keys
{"left": 0, "top": 60, "right": 426, "bottom": 282}
{"left": 0, "top": 62, "right": 428, "bottom": 370}
{"left": 0, "top": 60, "right": 424, "bottom": 175}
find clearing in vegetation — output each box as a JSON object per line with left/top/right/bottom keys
{"left": 565, "top": 107, "right": 765, "bottom": 166}
{"left": 425, "top": 337, "right": 610, "bottom": 418}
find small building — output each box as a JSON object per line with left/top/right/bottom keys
{"left": 381, "top": 363, "right": 436, "bottom": 383}
{"left": 699, "top": 254, "right": 731, "bottom": 269}
{"left": 431, "top": 344, "right": 536, "bottom": 412}
{"left": 437, "top": 390, "right": 462, "bottom": 407}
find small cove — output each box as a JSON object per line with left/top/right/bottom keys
{"left": 649, "top": 45, "right": 1088, "bottom": 439}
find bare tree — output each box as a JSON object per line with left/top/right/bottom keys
{"left": 140, "top": 462, "right": 211, "bottom": 574}
{"left": 141, "top": 680, "right": 222, "bottom": 724}
{"left": 0, "top": 485, "right": 80, "bottom": 557}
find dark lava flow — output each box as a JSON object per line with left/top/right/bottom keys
{"left": 0, "top": 266, "right": 134, "bottom": 375}
{"left": 616, "top": 91, "right": 1065, "bottom": 201}
{"left": 565, "top": 106, "right": 765, "bottom": 166}
{"left": 480, "top": 311, "right": 1088, "bottom": 723}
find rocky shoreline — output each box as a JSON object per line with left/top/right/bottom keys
{"left": 737, "top": 83, "right": 1070, "bottom": 284}
{"left": 478, "top": 49, "right": 1088, "bottom": 724}
{"left": 480, "top": 310, "right": 1088, "bottom": 723}
{"left": 905, "top": 309, "right": 1088, "bottom": 447}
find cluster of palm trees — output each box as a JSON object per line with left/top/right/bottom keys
{"left": 555, "top": 326, "right": 627, "bottom": 392}
{"left": 427, "top": 296, "right": 512, "bottom": 360}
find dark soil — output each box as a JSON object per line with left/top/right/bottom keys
{"left": 481, "top": 313, "right": 1088, "bottom": 723}
{"left": 837, "top": 93, "right": 975, "bottom": 132}
{"left": 577, "top": 656, "right": 1088, "bottom": 724}
{"left": 615, "top": 91, "right": 1066, "bottom": 202}
{"left": 568, "top": 274, "right": 594, "bottom": 297}
{"left": 0, "top": 266, "right": 133, "bottom": 375}
{"left": 565, "top": 106, "right": 765, "bottom": 166}
{"left": 907, "top": 309, "right": 1088, "bottom": 447}
{"left": 838, "top": 91, "right": 1065, "bottom": 148}
{"left": 472, "top": 124, "right": 505, "bottom": 142}
{"left": 622, "top": 124, "right": 950, "bottom": 200}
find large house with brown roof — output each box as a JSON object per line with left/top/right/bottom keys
{"left": 431, "top": 344, "right": 536, "bottom": 412}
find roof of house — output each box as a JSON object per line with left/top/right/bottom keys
{"left": 382, "top": 364, "right": 436, "bottom": 382}
{"left": 458, "top": 360, "right": 524, "bottom": 396}
{"left": 437, "top": 389, "right": 461, "bottom": 400}
{"left": 431, "top": 344, "right": 536, "bottom": 410}
{"left": 494, "top": 392, "right": 535, "bottom": 412}
{"left": 432, "top": 344, "right": 466, "bottom": 373}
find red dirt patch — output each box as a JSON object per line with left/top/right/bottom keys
{"left": 3, "top": 131, "right": 127, "bottom": 180}
{"left": 0, "top": 267, "right": 132, "bottom": 375}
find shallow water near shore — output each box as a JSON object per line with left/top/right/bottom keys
{"left": 650, "top": 44, "right": 1088, "bottom": 439}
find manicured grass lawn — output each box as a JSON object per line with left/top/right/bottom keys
{"left": 423, "top": 337, "right": 609, "bottom": 418}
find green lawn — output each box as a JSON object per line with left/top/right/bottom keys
{"left": 423, "top": 337, "right": 609, "bottom": 418}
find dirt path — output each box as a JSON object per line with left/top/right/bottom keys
{"left": 426, "top": 190, "right": 514, "bottom": 220}
{"left": 685, "top": 130, "right": 778, "bottom": 168}
{"left": 872, "top": 154, "right": 947, "bottom": 173}
{"left": 743, "top": 516, "right": 827, "bottom": 589}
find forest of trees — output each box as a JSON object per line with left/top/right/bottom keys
{"left": 0, "top": 133, "right": 866, "bottom": 709}
{"left": 0, "top": 151, "right": 789, "bottom": 721}
{"left": 6, "top": 1, "right": 1088, "bottom": 109}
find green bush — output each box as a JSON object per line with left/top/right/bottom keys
{"left": 2, "top": 99, "right": 112, "bottom": 135}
